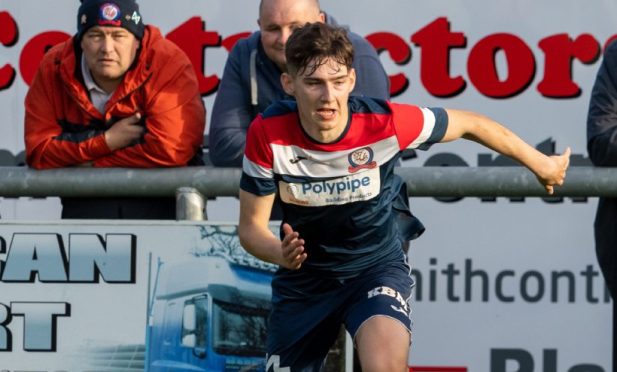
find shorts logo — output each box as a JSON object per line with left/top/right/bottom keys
{"left": 266, "top": 354, "right": 290, "bottom": 372}
{"left": 390, "top": 304, "right": 408, "bottom": 315}
{"left": 348, "top": 147, "right": 377, "bottom": 173}
{"left": 98, "top": 3, "right": 122, "bottom": 26}
{"left": 367, "top": 285, "right": 409, "bottom": 314}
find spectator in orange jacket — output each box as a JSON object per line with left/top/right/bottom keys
{"left": 24, "top": 0, "right": 205, "bottom": 219}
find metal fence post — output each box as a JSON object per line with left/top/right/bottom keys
{"left": 175, "top": 187, "right": 207, "bottom": 221}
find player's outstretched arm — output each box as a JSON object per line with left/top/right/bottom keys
{"left": 441, "top": 109, "right": 571, "bottom": 194}
{"left": 238, "top": 190, "right": 307, "bottom": 269}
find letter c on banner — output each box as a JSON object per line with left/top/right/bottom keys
{"left": 366, "top": 32, "right": 411, "bottom": 97}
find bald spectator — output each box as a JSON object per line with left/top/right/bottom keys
{"left": 209, "top": 0, "right": 390, "bottom": 167}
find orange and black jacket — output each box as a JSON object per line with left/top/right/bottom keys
{"left": 24, "top": 25, "right": 205, "bottom": 169}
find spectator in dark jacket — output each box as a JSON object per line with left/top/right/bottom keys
{"left": 587, "top": 41, "right": 617, "bottom": 300}
{"left": 587, "top": 39, "right": 617, "bottom": 371}
{"left": 209, "top": 0, "right": 390, "bottom": 167}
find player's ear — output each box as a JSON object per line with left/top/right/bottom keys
{"left": 281, "top": 72, "right": 295, "bottom": 96}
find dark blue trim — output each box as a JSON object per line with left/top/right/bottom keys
{"left": 240, "top": 172, "right": 277, "bottom": 196}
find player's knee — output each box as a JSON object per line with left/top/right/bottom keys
{"left": 358, "top": 353, "right": 408, "bottom": 372}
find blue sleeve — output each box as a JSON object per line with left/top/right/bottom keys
{"left": 209, "top": 40, "right": 253, "bottom": 167}
{"left": 349, "top": 32, "right": 390, "bottom": 101}
{"left": 587, "top": 41, "right": 617, "bottom": 166}
{"left": 240, "top": 172, "right": 277, "bottom": 196}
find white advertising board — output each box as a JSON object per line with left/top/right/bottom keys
{"left": 0, "top": 221, "right": 275, "bottom": 371}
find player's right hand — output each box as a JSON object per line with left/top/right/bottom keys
{"left": 280, "top": 223, "right": 307, "bottom": 270}
{"left": 536, "top": 147, "right": 571, "bottom": 195}
{"left": 104, "top": 113, "right": 146, "bottom": 151}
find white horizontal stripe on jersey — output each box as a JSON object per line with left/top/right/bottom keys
{"left": 271, "top": 136, "right": 400, "bottom": 178}
{"left": 407, "top": 107, "right": 436, "bottom": 149}
{"left": 243, "top": 156, "right": 274, "bottom": 179}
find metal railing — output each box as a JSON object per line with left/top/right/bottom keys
{"left": 1, "top": 165, "right": 611, "bottom": 372}
{"left": 0, "top": 166, "right": 615, "bottom": 198}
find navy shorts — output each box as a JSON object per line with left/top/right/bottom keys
{"left": 266, "top": 259, "right": 414, "bottom": 372}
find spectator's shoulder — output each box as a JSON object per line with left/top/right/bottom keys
{"left": 262, "top": 100, "right": 298, "bottom": 119}
{"left": 142, "top": 26, "right": 187, "bottom": 64}
{"left": 604, "top": 39, "right": 617, "bottom": 59}
{"left": 33, "top": 37, "right": 76, "bottom": 79}
{"left": 228, "top": 31, "right": 260, "bottom": 57}
{"left": 347, "top": 30, "right": 377, "bottom": 57}
{"left": 46, "top": 40, "right": 70, "bottom": 61}
{"left": 324, "top": 12, "right": 374, "bottom": 55}
{"left": 349, "top": 96, "right": 391, "bottom": 114}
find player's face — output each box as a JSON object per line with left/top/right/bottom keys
{"left": 258, "top": 0, "right": 325, "bottom": 71}
{"left": 282, "top": 58, "right": 356, "bottom": 142}
{"left": 81, "top": 26, "right": 139, "bottom": 93}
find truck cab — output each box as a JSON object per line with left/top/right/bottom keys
{"left": 147, "top": 254, "right": 274, "bottom": 371}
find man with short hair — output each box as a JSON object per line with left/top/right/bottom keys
{"left": 209, "top": 0, "right": 390, "bottom": 167}
{"left": 238, "top": 23, "right": 570, "bottom": 372}
{"left": 24, "top": 0, "right": 205, "bottom": 219}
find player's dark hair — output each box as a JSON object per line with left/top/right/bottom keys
{"left": 285, "top": 22, "right": 354, "bottom": 76}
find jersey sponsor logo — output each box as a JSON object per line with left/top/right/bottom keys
{"left": 348, "top": 147, "right": 377, "bottom": 173}
{"left": 279, "top": 167, "right": 380, "bottom": 207}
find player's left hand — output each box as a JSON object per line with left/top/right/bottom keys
{"left": 280, "top": 223, "right": 307, "bottom": 270}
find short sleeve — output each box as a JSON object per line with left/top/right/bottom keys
{"left": 240, "top": 116, "right": 277, "bottom": 195}
{"left": 390, "top": 103, "right": 448, "bottom": 150}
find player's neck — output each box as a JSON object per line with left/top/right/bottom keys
{"left": 300, "top": 108, "right": 349, "bottom": 143}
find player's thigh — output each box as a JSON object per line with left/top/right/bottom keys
{"left": 355, "top": 315, "right": 410, "bottom": 372}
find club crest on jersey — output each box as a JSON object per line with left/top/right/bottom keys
{"left": 348, "top": 147, "right": 377, "bottom": 173}
{"left": 98, "top": 3, "right": 122, "bottom": 26}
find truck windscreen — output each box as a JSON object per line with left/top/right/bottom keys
{"left": 212, "top": 300, "right": 269, "bottom": 357}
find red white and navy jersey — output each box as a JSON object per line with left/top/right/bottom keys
{"left": 241, "top": 97, "right": 447, "bottom": 285}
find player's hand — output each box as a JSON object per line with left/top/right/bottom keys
{"left": 280, "top": 223, "right": 307, "bottom": 270}
{"left": 536, "top": 147, "right": 571, "bottom": 195}
{"left": 104, "top": 113, "right": 145, "bottom": 151}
